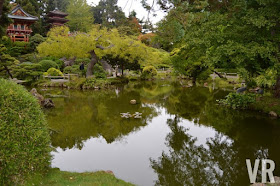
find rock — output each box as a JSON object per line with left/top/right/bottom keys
{"left": 30, "top": 88, "right": 44, "bottom": 104}
{"left": 30, "top": 88, "right": 54, "bottom": 108}
{"left": 43, "top": 99, "right": 55, "bottom": 108}
{"left": 130, "top": 100, "right": 137, "bottom": 104}
{"left": 269, "top": 111, "right": 278, "bottom": 117}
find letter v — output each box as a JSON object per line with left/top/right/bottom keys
{"left": 246, "top": 159, "right": 260, "bottom": 183}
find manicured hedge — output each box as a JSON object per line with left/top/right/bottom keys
{"left": 0, "top": 79, "right": 51, "bottom": 185}
{"left": 39, "top": 60, "right": 59, "bottom": 72}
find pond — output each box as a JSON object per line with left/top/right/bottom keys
{"left": 41, "top": 80, "right": 280, "bottom": 186}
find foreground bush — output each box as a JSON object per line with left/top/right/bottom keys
{"left": 39, "top": 60, "right": 59, "bottom": 72}
{"left": 141, "top": 66, "right": 157, "bottom": 80}
{"left": 0, "top": 79, "right": 51, "bottom": 185}
{"left": 217, "top": 92, "right": 256, "bottom": 109}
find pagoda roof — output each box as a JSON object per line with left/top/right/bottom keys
{"left": 48, "top": 8, "right": 68, "bottom": 16}
{"left": 8, "top": 4, "right": 38, "bottom": 21}
{"left": 48, "top": 17, "right": 69, "bottom": 23}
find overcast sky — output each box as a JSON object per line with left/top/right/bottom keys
{"left": 86, "top": 0, "right": 166, "bottom": 24}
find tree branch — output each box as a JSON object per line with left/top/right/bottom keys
{"left": 96, "top": 44, "right": 115, "bottom": 50}
{"left": 95, "top": 35, "right": 103, "bottom": 41}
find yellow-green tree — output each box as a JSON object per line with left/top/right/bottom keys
{"left": 66, "top": 0, "right": 94, "bottom": 32}
{"left": 37, "top": 26, "right": 154, "bottom": 77}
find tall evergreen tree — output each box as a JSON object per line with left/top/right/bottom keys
{"left": 0, "top": 0, "right": 11, "bottom": 38}
{"left": 91, "top": 0, "right": 128, "bottom": 28}
{"left": 66, "top": 0, "right": 93, "bottom": 32}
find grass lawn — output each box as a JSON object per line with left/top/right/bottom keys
{"left": 25, "top": 168, "right": 134, "bottom": 186}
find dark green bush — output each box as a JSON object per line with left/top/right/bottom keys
{"left": 42, "top": 57, "right": 64, "bottom": 70}
{"left": 39, "top": 60, "right": 59, "bottom": 72}
{"left": 75, "top": 58, "right": 91, "bottom": 65}
{"left": 64, "top": 65, "right": 82, "bottom": 75}
{"left": 93, "top": 63, "right": 106, "bottom": 79}
{"left": 217, "top": 92, "right": 256, "bottom": 109}
{"left": 14, "top": 62, "right": 43, "bottom": 81}
{"left": 30, "top": 34, "right": 45, "bottom": 50}
{"left": 0, "top": 79, "right": 51, "bottom": 185}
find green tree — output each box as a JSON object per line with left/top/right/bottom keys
{"left": 37, "top": 26, "right": 150, "bottom": 77}
{"left": 0, "top": 1, "right": 11, "bottom": 38}
{"left": 91, "top": 0, "right": 128, "bottom": 28}
{"left": 0, "top": 44, "right": 19, "bottom": 78}
{"left": 66, "top": 0, "right": 94, "bottom": 32}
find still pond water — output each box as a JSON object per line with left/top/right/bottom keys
{"left": 41, "top": 80, "right": 280, "bottom": 186}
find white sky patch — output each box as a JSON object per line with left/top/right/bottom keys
{"left": 87, "top": 0, "right": 166, "bottom": 24}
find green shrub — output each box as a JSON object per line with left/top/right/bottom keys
{"left": 14, "top": 63, "right": 43, "bottom": 81}
{"left": 44, "top": 68, "right": 64, "bottom": 76}
{"left": 217, "top": 92, "right": 256, "bottom": 109}
{"left": 42, "top": 57, "right": 64, "bottom": 70}
{"left": 0, "top": 79, "right": 51, "bottom": 185}
{"left": 39, "top": 60, "right": 59, "bottom": 72}
{"left": 141, "top": 65, "right": 157, "bottom": 80}
{"left": 75, "top": 58, "right": 91, "bottom": 65}
{"left": 64, "top": 65, "right": 81, "bottom": 74}
{"left": 93, "top": 63, "right": 106, "bottom": 79}
{"left": 30, "top": 34, "right": 45, "bottom": 50}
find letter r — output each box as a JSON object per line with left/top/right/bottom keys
{"left": 262, "top": 159, "right": 275, "bottom": 183}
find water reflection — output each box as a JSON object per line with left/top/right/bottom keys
{"left": 45, "top": 87, "right": 158, "bottom": 149}
{"left": 42, "top": 81, "right": 280, "bottom": 186}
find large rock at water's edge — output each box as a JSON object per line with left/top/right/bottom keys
{"left": 30, "top": 88, "right": 55, "bottom": 108}
{"left": 43, "top": 99, "right": 55, "bottom": 108}
{"left": 30, "top": 88, "right": 44, "bottom": 103}
{"left": 269, "top": 111, "right": 278, "bottom": 118}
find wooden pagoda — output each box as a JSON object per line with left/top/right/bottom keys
{"left": 6, "top": 4, "right": 38, "bottom": 42}
{"left": 47, "top": 8, "right": 68, "bottom": 27}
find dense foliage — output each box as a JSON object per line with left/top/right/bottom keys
{"left": 218, "top": 92, "right": 256, "bottom": 109}
{"left": 37, "top": 26, "right": 168, "bottom": 77}
{"left": 0, "top": 79, "right": 51, "bottom": 185}
{"left": 141, "top": 65, "right": 157, "bottom": 80}
{"left": 66, "top": 0, "right": 93, "bottom": 32}
{"left": 155, "top": 0, "right": 280, "bottom": 91}
{"left": 39, "top": 60, "right": 59, "bottom": 72}
{"left": 93, "top": 63, "right": 106, "bottom": 79}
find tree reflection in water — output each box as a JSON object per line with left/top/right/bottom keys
{"left": 150, "top": 115, "right": 275, "bottom": 185}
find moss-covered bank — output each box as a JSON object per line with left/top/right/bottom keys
{"left": 25, "top": 168, "right": 133, "bottom": 186}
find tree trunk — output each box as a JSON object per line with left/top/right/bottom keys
{"left": 0, "top": 0, "right": 4, "bottom": 18}
{"left": 274, "top": 76, "right": 280, "bottom": 98}
{"left": 121, "top": 63, "right": 124, "bottom": 76}
{"left": 4, "top": 66, "right": 13, "bottom": 79}
{"left": 192, "top": 77, "right": 196, "bottom": 86}
{"left": 86, "top": 50, "right": 98, "bottom": 77}
{"left": 214, "top": 71, "right": 225, "bottom": 78}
